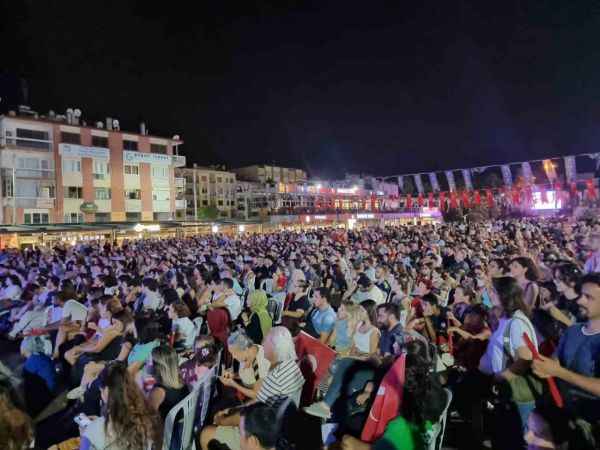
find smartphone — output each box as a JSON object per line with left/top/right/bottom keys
{"left": 74, "top": 413, "right": 91, "bottom": 428}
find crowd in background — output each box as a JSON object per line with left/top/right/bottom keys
{"left": 1, "top": 216, "right": 600, "bottom": 450}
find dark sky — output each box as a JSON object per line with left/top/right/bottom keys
{"left": 2, "top": 1, "right": 600, "bottom": 179}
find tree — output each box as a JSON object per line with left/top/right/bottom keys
{"left": 197, "top": 206, "right": 219, "bottom": 220}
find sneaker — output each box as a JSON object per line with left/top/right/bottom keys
{"left": 303, "top": 401, "right": 331, "bottom": 419}
{"left": 67, "top": 385, "right": 86, "bottom": 400}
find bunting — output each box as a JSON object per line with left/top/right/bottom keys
{"left": 501, "top": 165, "right": 513, "bottom": 186}
{"left": 462, "top": 169, "right": 473, "bottom": 190}
{"left": 428, "top": 172, "right": 440, "bottom": 192}
{"left": 521, "top": 162, "right": 534, "bottom": 184}
{"left": 413, "top": 174, "right": 424, "bottom": 195}
{"left": 445, "top": 171, "right": 456, "bottom": 192}
{"left": 564, "top": 156, "right": 577, "bottom": 183}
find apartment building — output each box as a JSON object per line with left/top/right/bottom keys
{"left": 0, "top": 107, "right": 185, "bottom": 225}
{"left": 232, "top": 164, "right": 307, "bottom": 184}
{"left": 176, "top": 166, "right": 236, "bottom": 219}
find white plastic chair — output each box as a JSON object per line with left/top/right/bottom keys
{"left": 63, "top": 300, "right": 88, "bottom": 322}
{"left": 428, "top": 388, "right": 453, "bottom": 450}
{"left": 260, "top": 278, "right": 274, "bottom": 295}
{"left": 162, "top": 388, "right": 201, "bottom": 450}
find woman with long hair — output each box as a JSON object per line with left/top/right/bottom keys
{"left": 349, "top": 304, "right": 380, "bottom": 359}
{"left": 478, "top": 276, "right": 539, "bottom": 448}
{"left": 80, "top": 361, "right": 160, "bottom": 450}
{"left": 147, "top": 344, "right": 190, "bottom": 421}
{"left": 509, "top": 256, "right": 540, "bottom": 311}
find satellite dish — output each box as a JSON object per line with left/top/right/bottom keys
{"left": 73, "top": 109, "right": 82, "bottom": 117}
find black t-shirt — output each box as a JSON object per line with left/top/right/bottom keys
{"left": 556, "top": 294, "right": 585, "bottom": 323}
{"left": 287, "top": 295, "right": 310, "bottom": 315}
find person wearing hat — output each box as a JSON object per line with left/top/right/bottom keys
{"left": 348, "top": 274, "right": 385, "bottom": 306}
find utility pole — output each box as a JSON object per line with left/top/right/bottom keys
{"left": 192, "top": 163, "right": 198, "bottom": 220}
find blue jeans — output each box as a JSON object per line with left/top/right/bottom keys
{"left": 516, "top": 400, "right": 535, "bottom": 433}
{"left": 323, "top": 358, "right": 375, "bottom": 407}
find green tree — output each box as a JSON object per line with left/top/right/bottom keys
{"left": 197, "top": 206, "right": 219, "bottom": 220}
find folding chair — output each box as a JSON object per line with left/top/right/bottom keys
{"left": 429, "top": 388, "right": 453, "bottom": 450}
{"left": 162, "top": 388, "right": 201, "bottom": 450}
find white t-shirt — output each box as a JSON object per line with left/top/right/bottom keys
{"left": 223, "top": 293, "right": 242, "bottom": 321}
{"left": 142, "top": 291, "right": 164, "bottom": 311}
{"left": 352, "top": 285, "right": 385, "bottom": 305}
{"left": 173, "top": 317, "right": 195, "bottom": 348}
{"left": 479, "top": 310, "right": 538, "bottom": 375}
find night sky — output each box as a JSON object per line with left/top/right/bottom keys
{"left": 2, "top": 1, "right": 600, "bottom": 179}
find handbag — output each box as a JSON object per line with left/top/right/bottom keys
{"left": 501, "top": 315, "right": 543, "bottom": 403}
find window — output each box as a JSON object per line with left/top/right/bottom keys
{"left": 95, "top": 187, "right": 111, "bottom": 200}
{"left": 15, "top": 128, "right": 51, "bottom": 150}
{"left": 217, "top": 177, "right": 222, "bottom": 183}
{"left": 92, "top": 136, "right": 108, "bottom": 147}
{"left": 152, "top": 166, "right": 168, "bottom": 178}
{"left": 125, "top": 212, "right": 141, "bottom": 222}
{"left": 123, "top": 140, "right": 138, "bottom": 151}
{"left": 150, "top": 143, "right": 167, "bottom": 154}
{"left": 63, "top": 159, "right": 81, "bottom": 173}
{"left": 218, "top": 200, "right": 223, "bottom": 206}
{"left": 64, "top": 213, "right": 83, "bottom": 224}
{"left": 61, "top": 132, "right": 81, "bottom": 144}
{"left": 202, "top": 200, "right": 208, "bottom": 206}
{"left": 93, "top": 161, "right": 110, "bottom": 179}
{"left": 124, "top": 165, "right": 139, "bottom": 175}
{"left": 201, "top": 176, "right": 207, "bottom": 182}
{"left": 125, "top": 189, "right": 141, "bottom": 200}
{"left": 65, "top": 186, "right": 83, "bottom": 199}
{"left": 95, "top": 213, "right": 110, "bottom": 222}
{"left": 24, "top": 212, "right": 49, "bottom": 224}
{"left": 152, "top": 190, "right": 170, "bottom": 201}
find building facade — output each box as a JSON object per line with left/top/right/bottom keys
{"left": 0, "top": 110, "right": 185, "bottom": 225}
{"left": 232, "top": 164, "right": 307, "bottom": 184}
{"left": 176, "top": 166, "right": 236, "bottom": 219}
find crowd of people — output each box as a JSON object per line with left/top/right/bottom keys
{"left": 0, "top": 215, "right": 600, "bottom": 449}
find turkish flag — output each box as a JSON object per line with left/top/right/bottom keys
{"left": 417, "top": 193, "right": 424, "bottom": 207}
{"left": 486, "top": 189, "right": 494, "bottom": 208}
{"left": 439, "top": 192, "right": 446, "bottom": 210}
{"left": 473, "top": 190, "right": 481, "bottom": 206}
{"left": 461, "top": 191, "right": 470, "bottom": 208}
{"left": 586, "top": 179, "right": 598, "bottom": 200}
{"left": 512, "top": 188, "right": 521, "bottom": 205}
{"left": 406, "top": 195, "right": 413, "bottom": 208}
{"left": 450, "top": 192, "right": 458, "bottom": 209}
{"left": 428, "top": 192, "right": 435, "bottom": 208}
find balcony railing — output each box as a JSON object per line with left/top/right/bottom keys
{"left": 1, "top": 135, "right": 52, "bottom": 151}
{"left": 175, "top": 177, "right": 185, "bottom": 188}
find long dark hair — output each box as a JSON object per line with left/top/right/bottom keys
{"left": 493, "top": 276, "right": 529, "bottom": 318}
{"left": 99, "top": 362, "right": 161, "bottom": 450}
{"left": 511, "top": 257, "right": 539, "bottom": 282}
{"left": 402, "top": 340, "right": 445, "bottom": 426}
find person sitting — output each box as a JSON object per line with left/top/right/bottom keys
{"left": 305, "top": 287, "right": 336, "bottom": 343}
{"left": 207, "top": 278, "right": 242, "bottom": 323}
{"left": 21, "top": 335, "right": 56, "bottom": 417}
{"left": 239, "top": 403, "right": 281, "bottom": 450}
{"left": 125, "top": 318, "right": 162, "bottom": 374}
{"left": 348, "top": 303, "right": 380, "bottom": 359}
{"left": 180, "top": 337, "right": 219, "bottom": 390}
{"left": 201, "top": 327, "right": 304, "bottom": 450}
{"left": 347, "top": 275, "right": 385, "bottom": 306}
{"left": 79, "top": 361, "right": 160, "bottom": 450}
{"left": 330, "top": 302, "right": 362, "bottom": 354}
{"left": 281, "top": 280, "right": 311, "bottom": 332}
{"left": 241, "top": 290, "right": 272, "bottom": 345}
{"left": 168, "top": 302, "right": 195, "bottom": 350}
{"left": 219, "top": 329, "right": 271, "bottom": 402}
{"left": 146, "top": 344, "right": 190, "bottom": 422}
{"left": 339, "top": 340, "right": 448, "bottom": 450}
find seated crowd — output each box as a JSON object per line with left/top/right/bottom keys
{"left": 1, "top": 217, "right": 600, "bottom": 450}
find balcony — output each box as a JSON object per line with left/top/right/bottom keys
{"left": 175, "top": 199, "right": 187, "bottom": 209}
{"left": 3, "top": 197, "right": 56, "bottom": 209}
{"left": 1, "top": 135, "right": 52, "bottom": 152}
{"left": 175, "top": 177, "right": 185, "bottom": 188}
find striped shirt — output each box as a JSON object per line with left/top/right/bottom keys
{"left": 256, "top": 359, "right": 305, "bottom": 406}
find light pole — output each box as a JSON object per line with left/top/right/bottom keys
{"left": 192, "top": 163, "right": 198, "bottom": 221}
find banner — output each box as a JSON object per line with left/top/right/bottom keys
{"left": 428, "top": 172, "right": 440, "bottom": 192}
{"left": 501, "top": 165, "right": 513, "bottom": 186}
{"left": 564, "top": 156, "right": 577, "bottom": 183}
{"left": 521, "top": 162, "right": 534, "bottom": 184}
{"left": 445, "top": 171, "right": 456, "bottom": 192}
{"left": 413, "top": 174, "right": 424, "bottom": 194}
{"left": 462, "top": 169, "right": 473, "bottom": 190}
{"left": 542, "top": 159, "right": 557, "bottom": 182}
{"left": 397, "top": 176, "right": 404, "bottom": 193}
